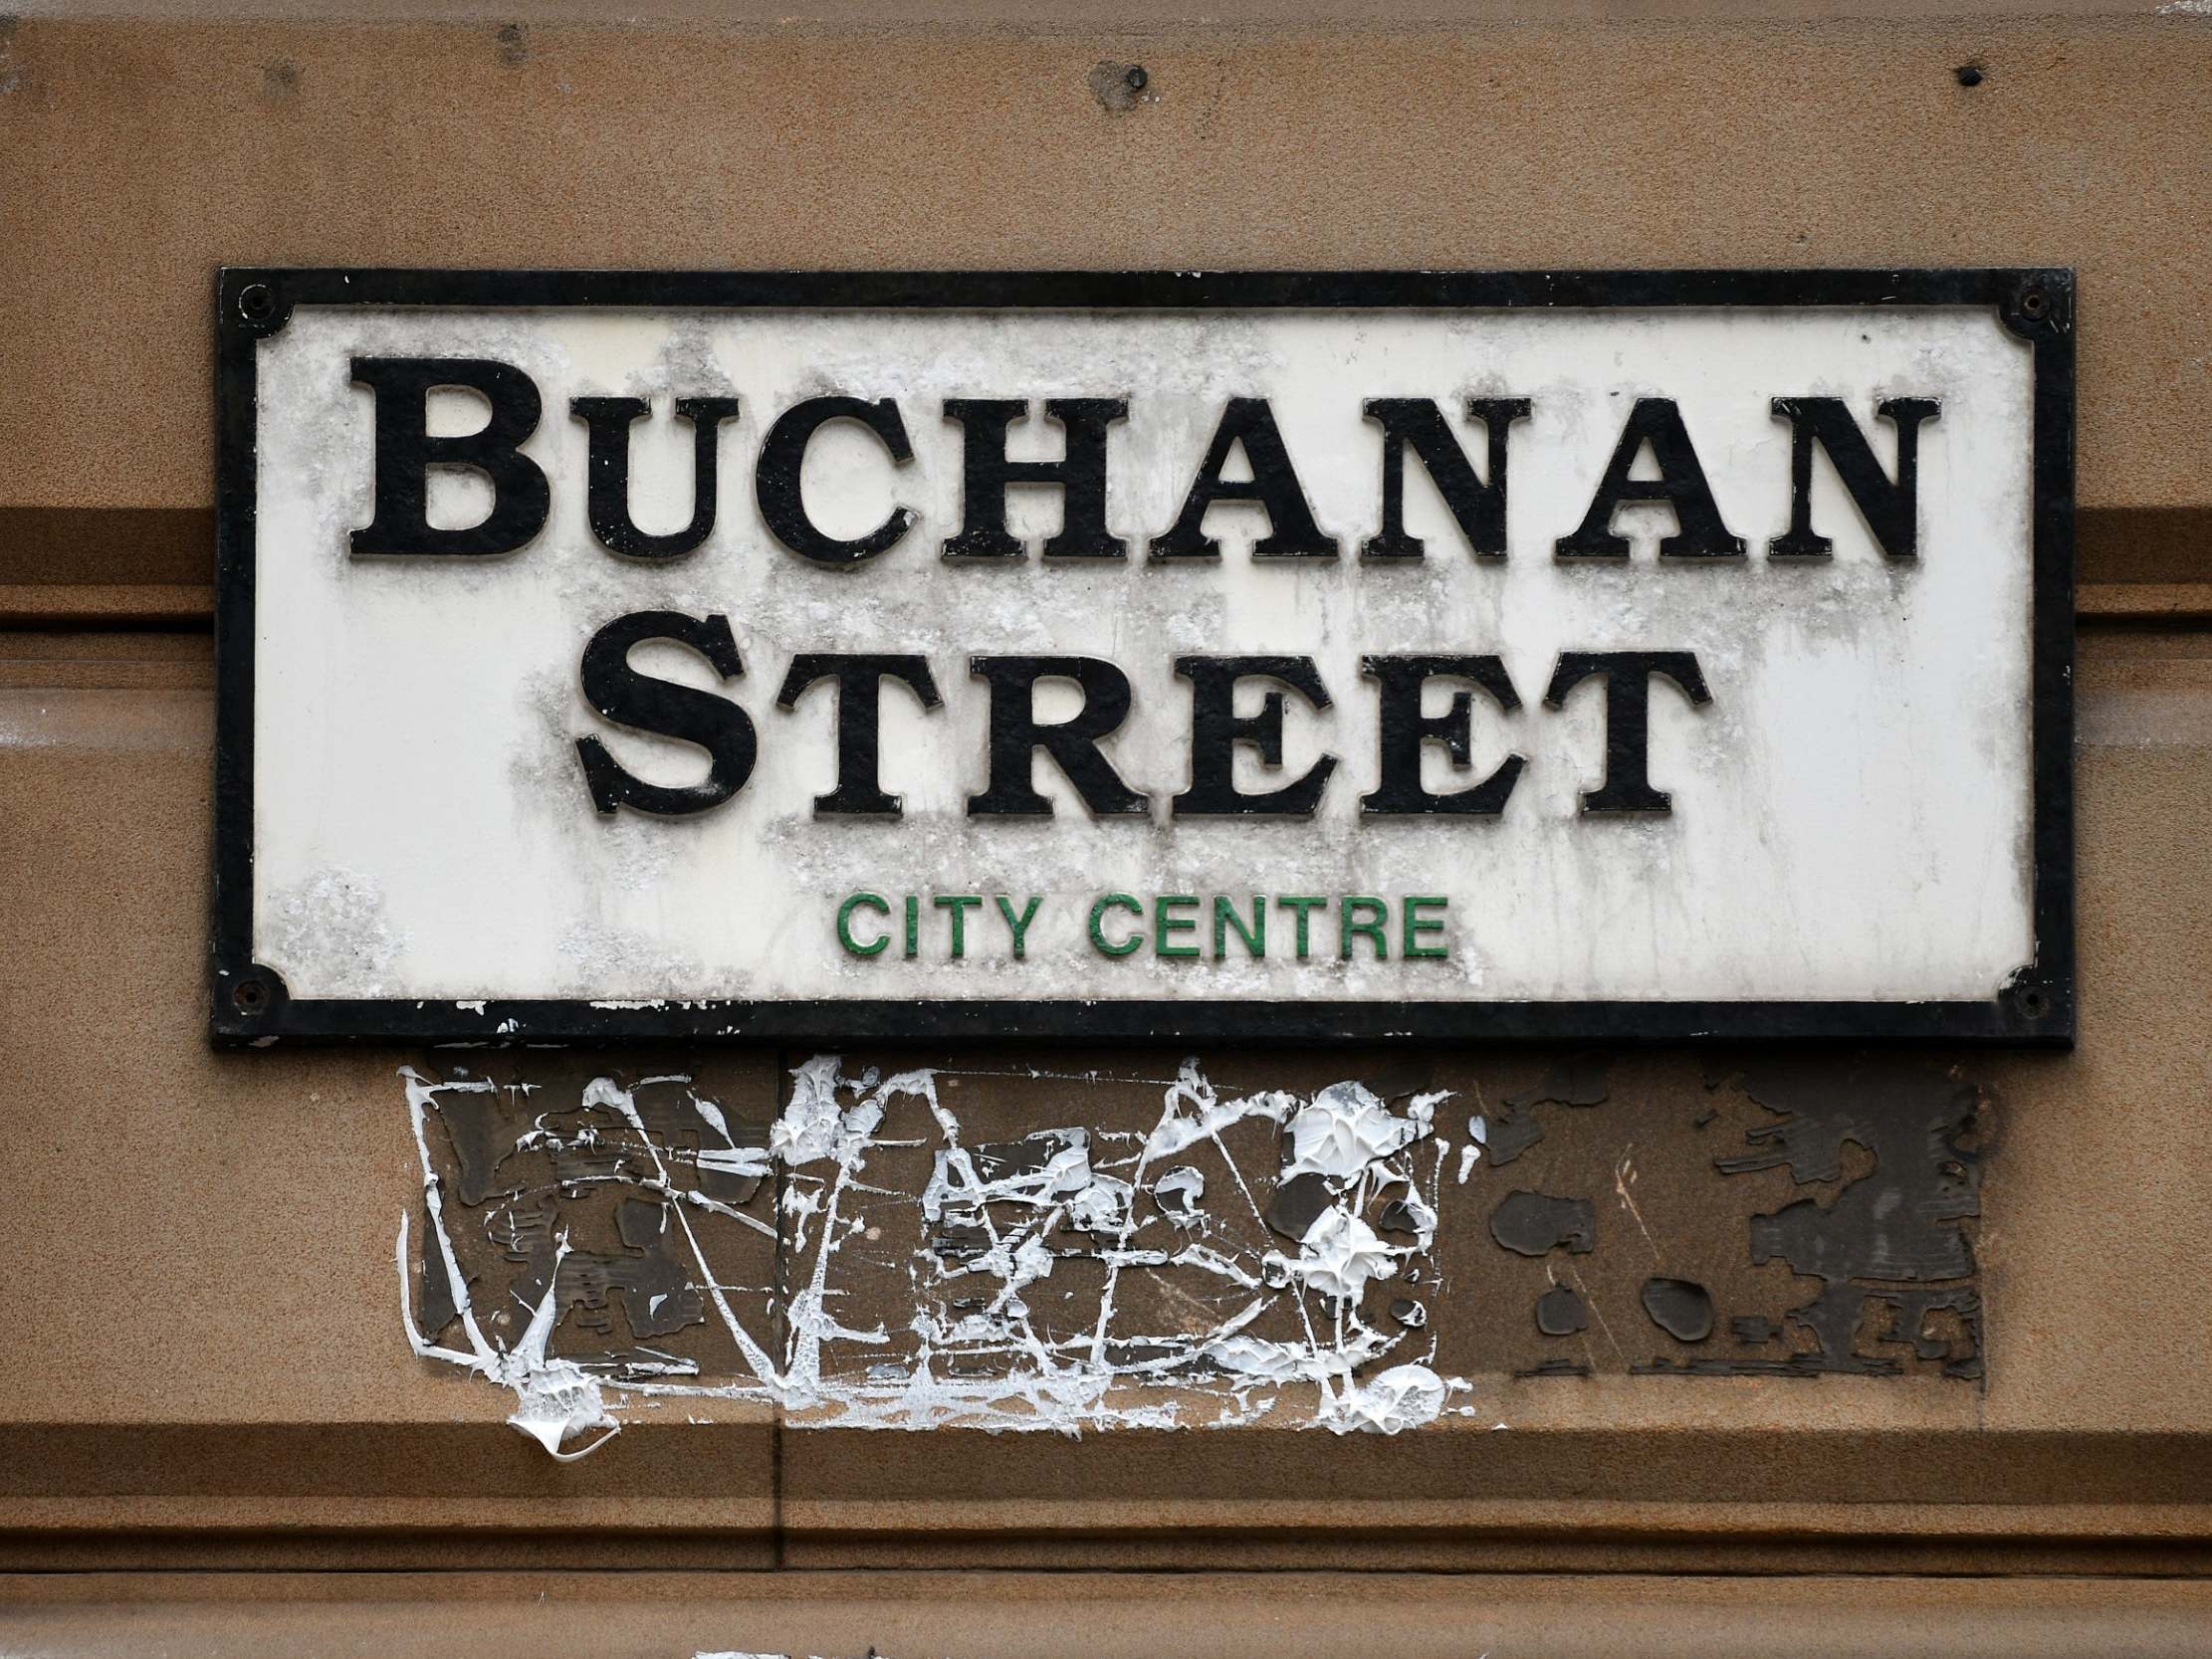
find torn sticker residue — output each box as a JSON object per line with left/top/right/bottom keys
{"left": 400, "top": 1057, "right": 1470, "bottom": 1452}
{"left": 1699, "top": 1056, "right": 1985, "bottom": 1378}
{"left": 401, "top": 1050, "right": 1988, "bottom": 1455}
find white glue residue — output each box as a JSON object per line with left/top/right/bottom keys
{"left": 1281, "top": 1081, "right": 1432, "bottom": 1179}
{"left": 1152, "top": 1164, "right": 1207, "bottom": 1225}
{"left": 1329, "top": 1363, "right": 1449, "bottom": 1434}
{"left": 400, "top": 1057, "right": 1479, "bottom": 1453}
{"left": 1266, "top": 1208, "right": 1405, "bottom": 1303}
{"left": 399, "top": 1074, "right": 619, "bottom": 1461}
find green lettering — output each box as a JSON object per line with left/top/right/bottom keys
{"left": 837, "top": 891, "right": 891, "bottom": 956}
{"left": 934, "top": 894, "right": 984, "bottom": 958}
{"left": 1155, "top": 894, "right": 1200, "bottom": 957}
{"left": 995, "top": 894, "right": 1042, "bottom": 958}
{"left": 1214, "top": 895, "right": 1265, "bottom": 957}
{"left": 1341, "top": 896, "right": 1389, "bottom": 960}
{"left": 1089, "top": 893, "right": 1144, "bottom": 956}
{"left": 903, "top": 894, "right": 919, "bottom": 959}
{"left": 1404, "top": 895, "right": 1448, "bottom": 958}
{"left": 1277, "top": 895, "right": 1326, "bottom": 960}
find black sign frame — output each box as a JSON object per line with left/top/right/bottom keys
{"left": 211, "top": 267, "right": 2076, "bottom": 1047}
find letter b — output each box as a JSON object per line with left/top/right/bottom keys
{"left": 350, "top": 356, "right": 551, "bottom": 556}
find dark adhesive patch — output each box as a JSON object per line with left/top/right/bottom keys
{"left": 1632, "top": 1356, "right": 1821, "bottom": 1378}
{"left": 1266, "top": 1170, "right": 1335, "bottom": 1242}
{"left": 400, "top": 1051, "right": 1983, "bottom": 1444}
{"left": 401, "top": 1057, "right": 1471, "bottom": 1438}
{"left": 562, "top": 1193, "right": 707, "bottom": 1345}
{"left": 1377, "top": 1198, "right": 1424, "bottom": 1236}
{"left": 615, "top": 1196, "right": 665, "bottom": 1251}
{"left": 432, "top": 1088, "right": 519, "bottom": 1204}
{"left": 1363, "top": 1062, "right": 1437, "bottom": 1103}
{"left": 1640, "top": 1276, "right": 1714, "bottom": 1343}
{"left": 1887, "top": 1286, "right": 1982, "bottom": 1362}
{"left": 633, "top": 1078, "right": 768, "bottom": 1207}
{"left": 930, "top": 1223, "right": 991, "bottom": 1266}
{"left": 1104, "top": 1341, "right": 1194, "bottom": 1372}
{"left": 412, "top": 1066, "right": 774, "bottom": 1374}
{"left": 964, "top": 1133, "right": 1062, "bottom": 1184}
{"left": 1714, "top": 1056, "right": 1984, "bottom": 1374}
{"left": 1505, "top": 1054, "right": 1611, "bottom": 1110}
{"left": 1520, "top": 1357, "right": 1594, "bottom": 1378}
{"left": 1484, "top": 1054, "right": 1609, "bottom": 1168}
{"left": 418, "top": 1201, "right": 461, "bottom": 1340}
{"left": 1489, "top": 1190, "right": 1596, "bottom": 1257}
{"left": 1480, "top": 1108, "right": 1548, "bottom": 1167}
{"left": 1535, "top": 1283, "right": 1587, "bottom": 1336}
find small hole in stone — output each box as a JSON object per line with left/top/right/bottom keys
{"left": 1125, "top": 65, "right": 1149, "bottom": 92}
{"left": 1954, "top": 63, "right": 1984, "bottom": 88}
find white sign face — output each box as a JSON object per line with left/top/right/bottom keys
{"left": 213, "top": 271, "right": 2073, "bottom": 1044}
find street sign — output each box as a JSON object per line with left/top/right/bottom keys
{"left": 212, "top": 269, "right": 2074, "bottom": 1044}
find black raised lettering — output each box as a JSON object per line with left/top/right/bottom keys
{"left": 1769, "top": 396, "right": 1941, "bottom": 560}
{"left": 349, "top": 356, "right": 550, "bottom": 557}
{"left": 574, "top": 611, "right": 757, "bottom": 816}
{"left": 755, "top": 396, "right": 916, "bottom": 564}
{"left": 1361, "top": 654, "right": 1524, "bottom": 815}
{"left": 1555, "top": 398, "right": 1743, "bottom": 560}
{"left": 941, "top": 397, "right": 1129, "bottom": 559}
{"left": 967, "top": 656, "right": 1149, "bottom": 818}
{"left": 570, "top": 395, "right": 742, "bottom": 560}
{"left": 1543, "top": 650, "right": 1712, "bottom": 815}
{"left": 774, "top": 654, "right": 943, "bottom": 817}
{"left": 1360, "top": 397, "right": 1532, "bottom": 560}
{"left": 1173, "top": 655, "right": 1337, "bottom": 816}
{"left": 1149, "top": 397, "right": 1336, "bottom": 560}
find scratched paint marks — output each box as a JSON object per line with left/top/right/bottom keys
{"left": 399, "top": 1050, "right": 1985, "bottom": 1457}
{"left": 796, "top": 1061, "right": 1465, "bottom": 1432}
{"left": 400, "top": 1064, "right": 780, "bottom": 1455}
{"left": 402, "top": 1056, "right": 1472, "bottom": 1452}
